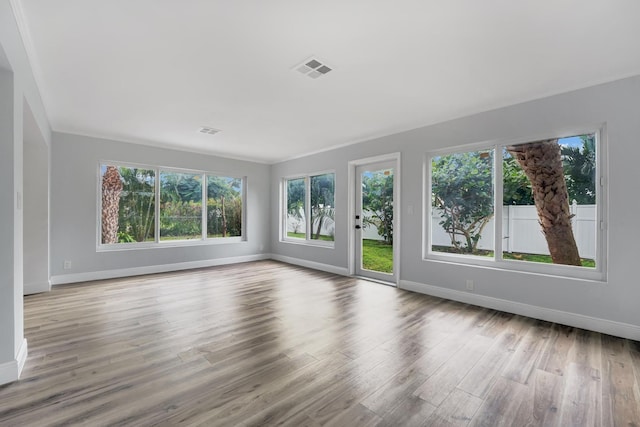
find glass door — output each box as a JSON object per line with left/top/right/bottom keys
{"left": 355, "top": 161, "right": 396, "bottom": 284}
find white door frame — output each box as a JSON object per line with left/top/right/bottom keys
{"left": 348, "top": 153, "right": 401, "bottom": 285}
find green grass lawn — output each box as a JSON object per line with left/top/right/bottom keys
{"left": 362, "top": 239, "right": 393, "bottom": 273}
{"left": 432, "top": 245, "right": 595, "bottom": 268}
{"left": 287, "top": 232, "right": 334, "bottom": 242}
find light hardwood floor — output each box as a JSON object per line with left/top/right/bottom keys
{"left": 1, "top": 260, "right": 639, "bottom": 426}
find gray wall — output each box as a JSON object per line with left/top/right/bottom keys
{"left": 23, "top": 103, "right": 50, "bottom": 294}
{"left": 271, "top": 76, "right": 640, "bottom": 330}
{"left": 50, "top": 132, "right": 271, "bottom": 279}
{"left": 1, "top": 0, "right": 52, "bottom": 384}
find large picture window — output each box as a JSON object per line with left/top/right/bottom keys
{"left": 428, "top": 132, "right": 604, "bottom": 279}
{"left": 99, "top": 163, "right": 244, "bottom": 248}
{"left": 283, "top": 172, "right": 335, "bottom": 244}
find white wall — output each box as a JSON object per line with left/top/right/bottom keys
{"left": 0, "top": 0, "right": 51, "bottom": 385}
{"left": 23, "top": 102, "right": 50, "bottom": 294}
{"left": 50, "top": 132, "right": 271, "bottom": 283}
{"left": 271, "top": 75, "right": 640, "bottom": 339}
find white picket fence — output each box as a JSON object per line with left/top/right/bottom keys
{"left": 431, "top": 203, "right": 596, "bottom": 259}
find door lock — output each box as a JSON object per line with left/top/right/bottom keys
{"left": 355, "top": 225, "right": 361, "bottom": 229}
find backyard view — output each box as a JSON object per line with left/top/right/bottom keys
{"left": 286, "top": 173, "right": 335, "bottom": 241}
{"left": 100, "top": 165, "right": 242, "bottom": 244}
{"left": 361, "top": 168, "right": 394, "bottom": 273}
{"left": 431, "top": 134, "right": 597, "bottom": 268}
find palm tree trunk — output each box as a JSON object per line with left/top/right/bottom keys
{"left": 101, "top": 166, "right": 123, "bottom": 244}
{"left": 507, "top": 140, "right": 582, "bottom": 266}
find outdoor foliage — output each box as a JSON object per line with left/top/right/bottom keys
{"left": 362, "top": 170, "right": 394, "bottom": 245}
{"left": 431, "top": 135, "right": 596, "bottom": 263}
{"left": 431, "top": 150, "right": 494, "bottom": 254}
{"left": 286, "top": 175, "right": 335, "bottom": 240}
{"left": 562, "top": 134, "right": 596, "bottom": 204}
{"left": 286, "top": 178, "right": 306, "bottom": 237}
{"left": 310, "top": 174, "right": 335, "bottom": 241}
{"left": 159, "top": 172, "right": 202, "bottom": 239}
{"left": 101, "top": 166, "right": 242, "bottom": 243}
{"left": 503, "top": 150, "right": 534, "bottom": 205}
{"left": 115, "top": 167, "right": 155, "bottom": 243}
{"left": 207, "top": 176, "right": 243, "bottom": 237}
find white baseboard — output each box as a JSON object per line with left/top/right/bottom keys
{"left": 400, "top": 279, "right": 640, "bottom": 342}
{"left": 0, "top": 339, "right": 28, "bottom": 386}
{"left": 24, "top": 280, "right": 51, "bottom": 295}
{"left": 270, "top": 254, "right": 350, "bottom": 277}
{"left": 50, "top": 254, "right": 271, "bottom": 285}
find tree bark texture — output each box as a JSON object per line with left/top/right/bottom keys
{"left": 101, "top": 166, "right": 123, "bottom": 244}
{"left": 221, "top": 195, "right": 227, "bottom": 238}
{"left": 507, "top": 140, "right": 582, "bottom": 266}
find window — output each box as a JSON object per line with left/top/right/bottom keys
{"left": 428, "top": 131, "right": 604, "bottom": 279}
{"left": 206, "top": 176, "right": 243, "bottom": 238}
{"left": 159, "top": 171, "right": 203, "bottom": 241}
{"left": 283, "top": 172, "right": 335, "bottom": 244}
{"left": 99, "top": 162, "right": 244, "bottom": 248}
{"left": 100, "top": 165, "right": 156, "bottom": 244}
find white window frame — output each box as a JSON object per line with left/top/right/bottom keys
{"left": 281, "top": 170, "right": 336, "bottom": 248}
{"left": 97, "top": 161, "right": 246, "bottom": 251}
{"left": 424, "top": 127, "right": 607, "bottom": 281}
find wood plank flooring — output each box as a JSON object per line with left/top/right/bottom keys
{"left": 1, "top": 260, "right": 639, "bottom": 426}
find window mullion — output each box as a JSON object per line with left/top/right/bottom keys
{"left": 202, "top": 174, "right": 207, "bottom": 240}
{"left": 305, "top": 176, "right": 311, "bottom": 240}
{"left": 155, "top": 168, "right": 161, "bottom": 243}
{"left": 494, "top": 146, "right": 503, "bottom": 261}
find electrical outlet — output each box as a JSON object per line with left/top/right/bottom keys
{"left": 466, "top": 279, "right": 474, "bottom": 291}
{"left": 63, "top": 260, "right": 72, "bottom": 270}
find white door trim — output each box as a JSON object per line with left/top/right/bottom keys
{"left": 348, "top": 153, "right": 401, "bottom": 285}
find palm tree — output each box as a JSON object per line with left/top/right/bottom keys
{"left": 507, "top": 140, "right": 582, "bottom": 266}
{"left": 101, "top": 166, "right": 123, "bottom": 244}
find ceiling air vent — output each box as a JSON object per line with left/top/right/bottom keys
{"left": 198, "top": 127, "right": 220, "bottom": 135}
{"left": 294, "top": 57, "right": 333, "bottom": 79}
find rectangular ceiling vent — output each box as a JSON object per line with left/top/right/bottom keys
{"left": 198, "top": 126, "right": 221, "bottom": 135}
{"left": 294, "top": 57, "right": 333, "bottom": 79}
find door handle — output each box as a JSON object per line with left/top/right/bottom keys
{"left": 355, "top": 225, "right": 361, "bottom": 229}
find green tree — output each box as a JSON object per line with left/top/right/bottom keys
{"left": 207, "top": 176, "right": 242, "bottom": 237}
{"left": 310, "top": 174, "right": 335, "bottom": 240}
{"left": 503, "top": 149, "right": 534, "bottom": 205}
{"left": 117, "top": 167, "right": 155, "bottom": 242}
{"left": 362, "top": 171, "right": 394, "bottom": 245}
{"left": 431, "top": 151, "right": 494, "bottom": 254}
{"left": 287, "top": 178, "right": 306, "bottom": 227}
{"left": 159, "top": 172, "right": 202, "bottom": 238}
{"left": 561, "top": 135, "right": 596, "bottom": 204}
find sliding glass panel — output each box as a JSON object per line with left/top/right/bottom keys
{"left": 207, "top": 176, "right": 243, "bottom": 238}
{"left": 502, "top": 134, "right": 596, "bottom": 268}
{"left": 100, "top": 165, "right": 155, "bottom": 244}
{"left": 159, "top": 171, "right": 202, "bottom": 241}
{"left": 431, "top": 149, "right": 495, "bottom": 257}
{"left": 285, "top": 178, "right": 306, "bottom": 239}
{"left": 310, "top": 173, "right": 335, "bottom": 241}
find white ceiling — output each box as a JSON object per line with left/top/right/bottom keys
{"left": 15, "top": 0, "right": 640, "bottom": 163}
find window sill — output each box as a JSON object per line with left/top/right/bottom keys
{"left": 97, "top": 237, "right": 245, "bottom": 252}
{"left": 280, "top": 238, "right": 335, "bottom": 249}
{"left": 422, "top": 253, "right": 606, "bottom": 282}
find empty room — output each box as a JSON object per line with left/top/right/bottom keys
{"left": 1, "top": 1, "right": 640, "bottom": 426}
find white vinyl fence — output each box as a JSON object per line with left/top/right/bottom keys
{"left": 287, "top": 203, "right": 596, "bottom": 259}
{"left": 431, "top": 203, "right": 596, "bottom": 259}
